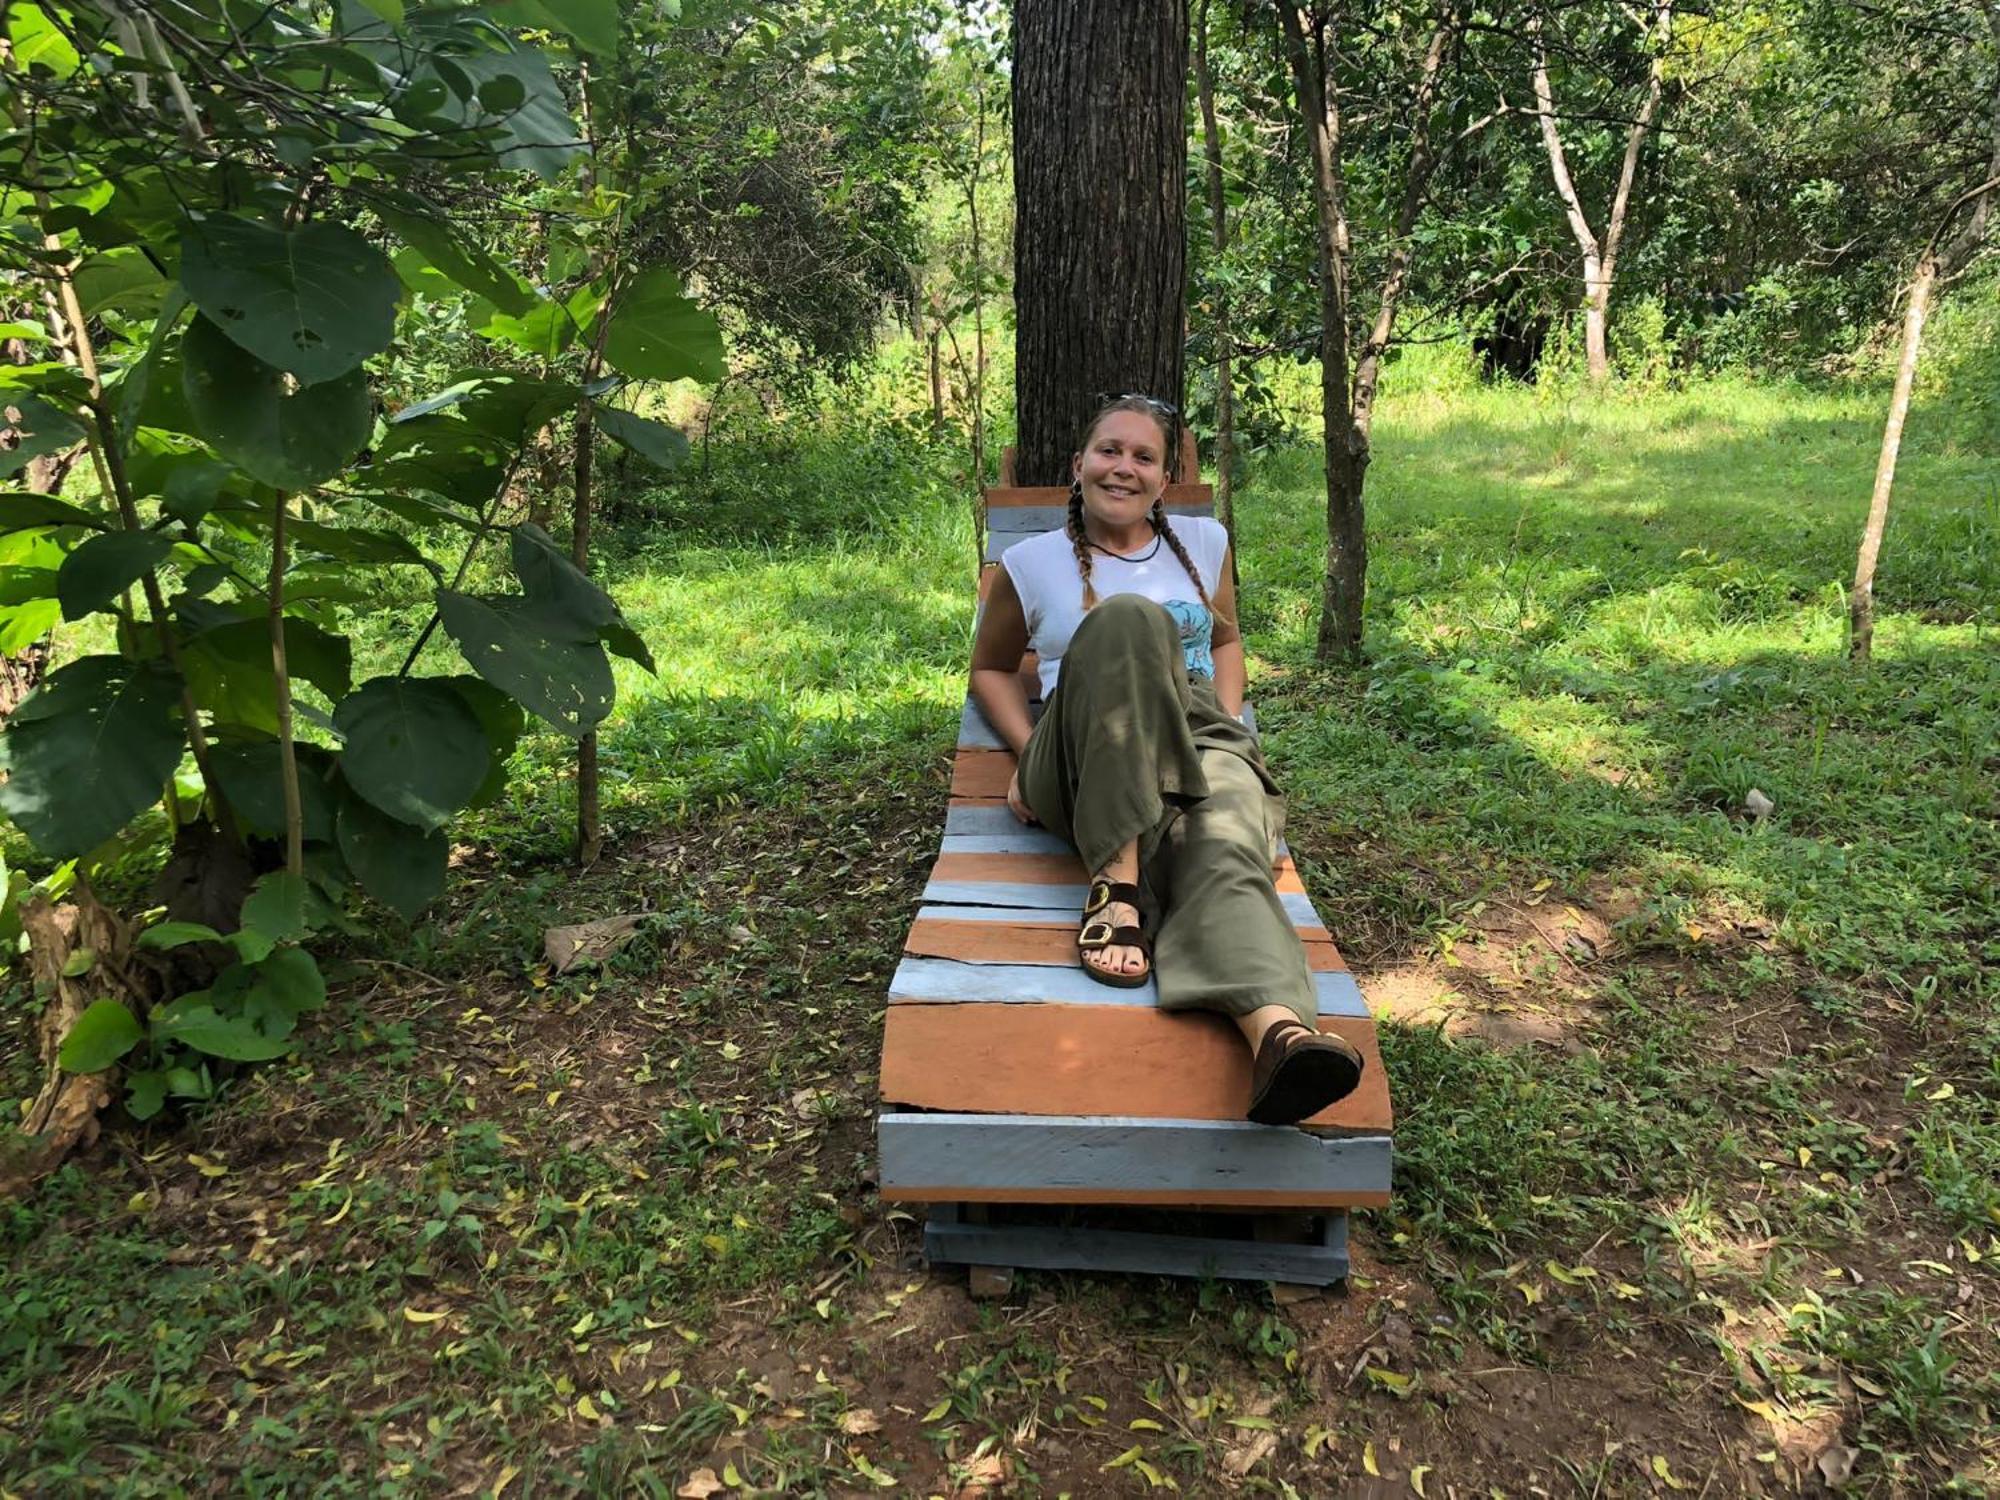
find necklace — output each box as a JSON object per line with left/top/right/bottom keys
{"left": 1088, "top": 528, "right": 1163, "bottom": 563}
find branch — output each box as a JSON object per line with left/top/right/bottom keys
{"left": 1529, "top": 10, "right": 1602, "bottom": 264}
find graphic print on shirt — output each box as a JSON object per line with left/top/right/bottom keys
{"left": 1162, "top": 598, "right": 1214, "bottom": 678}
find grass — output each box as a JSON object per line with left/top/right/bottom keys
{"left": 2, "top": 373, "right": 1996, "bottom": 1495}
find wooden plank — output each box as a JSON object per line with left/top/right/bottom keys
{"left": 950, "top": 750, "right": 1015, "bottom": 799}
{"left": 923, "top": 1204, "right": 1350, "bottom": 1285}
{"left": 912, "top": 899, "right": 1333, "bottom": 943}
{"left": 887, "top": 957, "right": 1367, "bottom": 1017}
{"left": 930, "top": 848, "right": 1308, "bottom": 896}
{"left": 880, "top": 1003, "right": 1391, "bottom": 1133}
{"left": 877, "top": 1112, "right": 1391, "bottom": 1206}
{"left": 904, "top": 919, "right": 1348, "bottom": 974}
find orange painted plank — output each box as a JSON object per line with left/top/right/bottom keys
{"left": 880, "top": 1004, "right": 1391, "bottom": 1137}
{"left": 906, "top": 918, "right": 1345, "bottom": 971}
{"left": 949, "top": 751, "right": 1017, "bottom": 799}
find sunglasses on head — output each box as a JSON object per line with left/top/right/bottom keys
{"left": 1095, "top": 392, "right": 1181, "bottom": 420}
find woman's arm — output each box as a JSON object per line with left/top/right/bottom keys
{"left": 969, "top": 565, "right": 1035, "bottom": 757}
{"left": 1210, "top": 549, "right": 1246, "bottom": 717}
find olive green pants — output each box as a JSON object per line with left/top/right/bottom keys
{"left": 1017, "top": 594, "right": 1316, "bottom": 1025}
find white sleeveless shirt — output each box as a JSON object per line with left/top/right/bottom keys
{"left": 1001, "top": 517, "right": 1230, "bottom": 699}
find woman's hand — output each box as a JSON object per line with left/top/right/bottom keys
{"left": 1007, "top": 767, "right": 1039, "bottom": 826}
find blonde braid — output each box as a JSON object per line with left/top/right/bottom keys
{"left": 1067, "top": 478, "right": 1100, "bottom": 611}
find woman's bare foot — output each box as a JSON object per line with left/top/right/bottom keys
{"left": 1079, "top": 841, "right": 1148, "bottom": 982}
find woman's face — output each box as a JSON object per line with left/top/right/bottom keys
{"left": 1072, "top": 409, "right": 1169, "bottom": 528}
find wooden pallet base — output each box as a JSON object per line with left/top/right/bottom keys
{"left": 923, "top": 1202, "right": 1350, "bottom": 1286}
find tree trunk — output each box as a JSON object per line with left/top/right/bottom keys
{"left": 1013, "top": 0, "right": 1188, "bottom": 485}
{"left": 1849, "top": 255, "right": 1933, "bottom": 664}
{"left": 1195, "top": 0, "right": 1235, "bottom": 538}
{"left": 572, "top": 402, "right": 601, "bottom": 865}
{"left": 1278, "top": 6, "right": 1364, "bottom": 663}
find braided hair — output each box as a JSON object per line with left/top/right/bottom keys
{"left": 1066, "top": 396, "right": 1233, "bottom": 627}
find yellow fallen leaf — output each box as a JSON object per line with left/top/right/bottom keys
{"left": 187, "top": 1154, "right": 229, "bottom": 1178}
{"left": 403, "top": 1308, "right": 448, "bottom": 1324}
{"left": 1733, "top": 1394, "right": 1781, "bottom": 1423}
{"left": 1303, "top": 1424, "right": 1334, "bottom": 1458}
{"left": 492, "top": 1462, "right": 521, "bottom": 1496}
{"left": 321, "top": 1192, "right": 352, "bottom": 1226}
{"left": 1130, "top": 1417, "right": 1166, "bottom": 1430}
{"left": 1797, "top": 1146, "right": 1813, "bottom": 1167}
{"left": 1365, "top": 1367, "right": 1413, "bottom": 1395}
{"left": 723, "top": 1462, "right": 745, "bottom": 1488}
{"left": 1410, "top": 1463, "right": 1431, "bottom": 1496}
{"left": 575, "top": 1395, "right": 603, "bottom": 1421}
{"left": 1927, "top": 1082, "right": 1955, "bottom": 1101}
{"left": 1364, "top": 1441, "right": 1380, "bottom": 1477}
{"left": 922, "top": 1398, "right": 952, "bottom": 1423}
{"left": 1652, "top": 1454, "right": 1687, "bottom": 1490}
{"left": 1517, "top": 1281, "right": 1544, "bottom": 1305}
{"left": 1102, "top": 1446, "right": 1143, "bottom": 1471}
{"left": 1612, "top": 1282, "right": 1644, "bottom": 1300}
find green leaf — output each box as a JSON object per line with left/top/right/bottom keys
{"left": 599, "top": 268, "right": 725, "bottom": 384}
{"left": 0, "top": 394, "right": 85, "bottom": 477}
{"left": 125, "top": 1068, "right": 169, "bottom": 1120}
{"left": 474, "top": 295, "right": 577, "bottom": 360}
{"left": 445, "top": 674, "right": 525, "bottom": 809}
{"left": 241, "top": 870, "right": 309, "bottom": 944}
{"left": 435, "top": 590, "right": 613, "bottom": 737}
{"left": 0, "top": 492, "right": 112, "bottom": 533}
{"left": 0, "top": 599, "right": 59, "bottom": 654}
{"left": 356, "top": 0, "right": 404, "bottom": 24}
{"left": 0, "top": 656, "right": 185, "bottom": 857}
{"left": 333, "top": 676, "right": 490, "bottom": 829}
{"left": 379, "top": 210, "right": 536, "bottom": 316}
{"left": 179, "top": 215, "right": 400, "bottom": 382}
{"left": 74, "top": 248, "right": 168, "bottom": 320}
{"left": 7, "top": 2, "right": 80, "bottom": 75}
{"left": 446, "top": 48, "right": 585, "bottom": 180}
{"left": 181, "top": 316, "right": 371, "bottom": 490}
{"left": 594, "top": 406, "right": 690, "bottom": 471}
{"left": 510, "top": 523, "right": 655, "bottom": 672}
{"left": 137, "top": 921, "right": 225, "bottom": 950}
{"left": 56, "top": 531, "right": 174, "bottom": 621}
{"left": 57, "top": 999, "right": 143, "bottom": 1073}
{"left": 116, "top": 288, "right": 190, "bottom": 454}
{"left": 496, "top": 0, "right": 619, "bottom": 55}
{"left": 150, "top": 998, "right": 295, "bottom": 1061}
{"left": 208, "top": 741, "right": 338, "bottom": 841}
{"left": 246, "top": 945, "right": 326, "bottom": 1025}
{"left": 180, "top": 617, "right": 353, "bottom": 736}
{"left": 335, "top": 787, "right": 447, "bottom": 919}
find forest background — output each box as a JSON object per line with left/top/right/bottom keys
{"left": 0, "top": 0, "right": 1996, "bottom": 1494}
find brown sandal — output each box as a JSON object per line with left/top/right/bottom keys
{"left": 1077, "top": 878, "right": 1152, "bottom": 989}
{"left": 1247, "top": 1019, "right": 1364, "bottom": 1125}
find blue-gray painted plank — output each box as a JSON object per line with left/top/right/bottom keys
{"left": 878, "top": 1112, "right": 1393, "bottom": 1196}
{"left": 889, "top": 956, "right": 1368, "bottom": 1018}
{"left": 921, "top": 882, "right": 1326, "bottom": 932}
{"left": 923, "top": 1208, "right": 1349, "bottom": 1285}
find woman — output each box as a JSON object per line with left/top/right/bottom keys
{"left": 969, "top": 395, "right": 1364, "bottom": 1126}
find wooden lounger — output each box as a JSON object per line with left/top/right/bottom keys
{"left": 877, "top": 452, "right": 1393, "bottom": 1286}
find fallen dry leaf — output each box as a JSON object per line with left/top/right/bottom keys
{"left": 1816, "top": 1442, "right": 1859, "bottom": 1490}
{"left": 952, "top": 1451, "right": 1010, "bottom": 1498}
{"left": 544, "top": 914, "right": 647, "bottom": 974}
{"left": 1222, "top": 1428, "right": 1278, "bottom": 1476}
{"left": 839, "top": 1408, "right": 883, "bottom": 1436}
{"left": 675, "top": 1469, "right": 725, "bottom": 1500}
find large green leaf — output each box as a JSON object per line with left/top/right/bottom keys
{"left": 511, "top": 523, "right": 656, "bottom": 672}
{"left": 0, "top": 599, "right": 58, "bottom": 654}
{"left": 56, "top": 531, "right": 174, "bottom": 621}
{"left": 599, "top": 268, "right": 725, "bottom": 383}
{"left": 594, "top": 406, "right": 690, "bottom": 471}
{"left": 445, "top": 673, "right": 525, "bottom": 808}
{"left": 179, "top": 215, "right": 400, "bottom": 382}
{"left": 57, "top": 999, "right": 142, "bottom": 1073}
{"left": 335, "top": 787, "right": 447, "bottom": 919}
{"left": 0, "top": 492, "right": 111, "bottom": 533}
{"left": 7, "top": 2, "right": 81, "bottom": 75}
{"left": 447, "top": 48, "right": 585, "bottom": 181}
{"left": 0, "top": 394, "right": 85, "bottom": 477}
{"left": 333, "top": 676, "right": 490, "bottom": 829}
{"left": 150, "top": 998, "right": 295, "bottom": 1061}
{"left": 182, "top": 316, "right": 372, "bottom": 490}
{"left": 0, "top": 655, "right": 185, "bottom": 857}
{"left": 378, "top": 209, "right": 537, "bottom": 316}
{"left": 241, "top": 870, "right": 309, "bottom": 944}
{"left": 244, "top": 945, "right": 326, "bottom": 1029}
{"left": 493, "top": 0, "right": 619, "bottom": 55}
{"left": 435, "top": 589, "right": 613, "bottom": 737}
{"left": 208, "top": 741, "right": 337, "bottom": 841}
{"left": 74, "top": 248, "right": 168, "bottom": 319}
{"left": 180, "top": 617, "right": 353, "bottom": 735}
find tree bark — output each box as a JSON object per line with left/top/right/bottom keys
{"left": 1848, "top": 255, "right": 1934, "bottom": 664}
{"left": 1530, "top": 3, "right": 1670, "bottom": 383}
{"left": 1013, "top": 0, "right": 1189, "bottom": 485}
{"left": 268, "top": 492, "right": 304, "bottom": 877}
{"left": 1195, "top": 0, "right": 1236, "bottom": 538}
{"left": 1850, "top": 0, "right": 2000, "bottom": 662}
